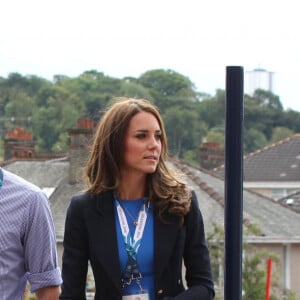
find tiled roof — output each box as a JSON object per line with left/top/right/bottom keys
{"left": 3, "top": 158, "right": 70, "bottom": 187}
{"left": 173, "top": 160, "right": 300, "bottom": 242}
{"left": 3, "top": 157, "right": 300, "bottom": 243}
{"left": 50, "top": 178, "right": 84, "bottom": 240}
{"left": 4, "top": 158, "right": 84, "bottom": 241}
{"left": 214, "top": 134, "right": 300, "bottom": 182}
{"left": 278, "top": 190, "right": 300, "bottom": 213}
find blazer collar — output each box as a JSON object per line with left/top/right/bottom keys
{"left": 93, "top": 190, "right": 122, "bottom": 292}
{"left": 154, "top": 213, "right": 181, "bottom": 282}
{"left": 94, "top": 191, "right": 181, "bottom": 291}
{"left": 95, "top": 190, "right": 115, "bottom": 215}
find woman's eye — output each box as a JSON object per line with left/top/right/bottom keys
{"left": 136, "top": 133, "right": 146, "bottom": 139}
{"left": 155, "top": 134, "right": 162, "bottom": 140}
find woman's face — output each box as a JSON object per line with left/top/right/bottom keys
{"left": 121, "top": 111, "right": 162, "bottom": 177}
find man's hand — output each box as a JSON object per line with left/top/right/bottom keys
{"left": 35, "top": 286, "right": 61, "bottom": 300}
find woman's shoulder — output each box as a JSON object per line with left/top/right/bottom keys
{"left": 185, "top": 190, "right": 204, "bottom": 221}
{"left": 71, "top": 191, "right": 92, "bottom": 201}
{"left": 190, "top": 190, "right": 199, "bottom": 207}
{"left": 70, "top": 190, "right": 112, "bottom": 206}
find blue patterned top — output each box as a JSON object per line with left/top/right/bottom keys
{"left": 0, "top": 168, "right": 62, "bottom": 299}
{"left": 115, "top": 197, "right": 155, "bottom": 300}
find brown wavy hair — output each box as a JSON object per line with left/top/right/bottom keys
{"left": 84, "top": 97, "right": 191, "bottom": 223}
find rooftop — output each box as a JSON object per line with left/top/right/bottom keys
{"left": 4, "top": 157, "right": 300, "bottom": 243}
{"left": 214, "top": 134, "right": 300, "bottom": 182}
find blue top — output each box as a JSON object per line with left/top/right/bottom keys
{"left": 115, "top": 197, "right": 155, "bottom": 300}
{"left": 0, "top": 168, "right": 62, "bottom": 299}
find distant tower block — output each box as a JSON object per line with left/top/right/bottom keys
{"left": 245, "top": 68, "right": 274, "bottom": 95}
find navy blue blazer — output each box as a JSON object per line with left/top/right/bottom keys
{"left": 60, "top": 190, "right": 214, "bottom": 300}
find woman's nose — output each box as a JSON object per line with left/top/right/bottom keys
{"left": 148, "top": 136, "right": 160, "bottom": 148}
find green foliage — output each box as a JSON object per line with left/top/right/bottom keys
{"left": 206, "top": 222, "right": 224, "bottom": 290}
{"left": 206, "top": 223, "right": 295, "bottom": 300}
{"left": 206, "top": 130, "right": 225, "bottom": 147}
{"left": 246, "top": 222, "right": 264, "bottom": 236}
{"left": 283, "top": 289, "right": 297, "bottom": 300}
{"left": 282, "top": 110, "right": 300, "bottom": 132}
{"left": 244, "top": 128, "right": 268, "bottom": 153}
{"left": 242, "top": 250, "right": 279, "bottom": 300}
{"left": 119, "top": 81, "right": 153, "bottom": 100}
{"left": 138, "top": 69, "right": 196, "bottom": 97}
{"left": 182, "top": 150, "right": 198, "bottom": 165}
{"left": 270, "top": 127, "right": 295, "bottom": 144}
{"left": 163, "top": 106, "right": 207, "bottom": 157}
{"left": 253, "top": 89, "right": 283, "bottom": 110}
{"left": 198, "top": 90, "right": 225, "bottom": 129}
{"left": 138, "top": 69, "right": 198, "bottom": 110}
{"left": 23, "top": 283, "right": 36, "bottom": 299}
{"left": 1, "top": 70, "right": 300, "bottom": 161}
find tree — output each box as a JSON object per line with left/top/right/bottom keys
{"left": 253, "top": 89, "right": 283, "bottom": 110}
{"left": 242, "top": 249, "right": 279, "bottom": 300}
{"left": 198, "top": 90, "right": 225, "bottom": 129}
{"left": 281, "top": 110, "right": 300, "bottom": 133}
{"left": 206, "top": 223, "right": 285, "bottom": 300}
{"left": 138, "top": 69, "right": 196, "bottom": 97}
{"left": 32, "top": 85, "right": 83, "bottom": 151}
{"left": 119, "top": 81, "right": 153, "bottom": 100}
{"left": 244, "top": 91, "right": 289, "bottom": 141}
{"left": 138, "top": 69, "right": 198, "bottom": 111}
{"left": 163, "top": 106, "right": 207, "bottom": 157}
{"left": 4, "top": 91, "right": 34, "bottom": 120}
{"left": 244, "top": 128, "right": 268, "bottom": 153}
{"left": 206, "top": 130, "right": 225, "bottom": 147}
{"left": 1, "top": 71, "right": 299, "bottom": 159}
{"left": 206, "top": 223, "right": 224, "bottom": 293}
{"left": 270, "top": 127, "right": 295, "bottom": 144}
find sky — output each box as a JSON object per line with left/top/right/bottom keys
{"left": 1, "top": 0, "right": 300, "bottom": 111}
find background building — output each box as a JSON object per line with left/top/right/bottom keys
{"left": 245, "top": 68, "right": 274, "bottom": 95}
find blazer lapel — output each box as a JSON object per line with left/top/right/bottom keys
{"left": 90, "top": 192, "right": 181, "bottom": 292}
{"left": 154, "top": 214, "right": 181, "bottom": 282}
{"left": 92, "top": 191, "right": 122, "bottom": 291}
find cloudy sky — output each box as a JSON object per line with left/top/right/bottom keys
{"left": 1, "top": 0, "right": 299, "bottom": 111}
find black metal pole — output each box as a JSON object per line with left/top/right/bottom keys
{"left": 224, "top": 66, "right": 244, "bottom": 300}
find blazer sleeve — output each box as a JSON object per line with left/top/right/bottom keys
{"left": 171, "top": 190, "right": 215, "bottom": 300}
{"left": 60, "top": 194, "right": 90, "bottom": 300}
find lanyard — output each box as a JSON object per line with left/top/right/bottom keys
{"left": 0, "top": 169, "right": 3, "bottom": 192}
{"left": 115, "top": 196, "right": 148, "bottom": 289}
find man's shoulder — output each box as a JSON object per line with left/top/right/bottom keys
{"left": 2, "top": 168, "right": 47, "bottom": 201}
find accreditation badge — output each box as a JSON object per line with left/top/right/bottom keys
{"left": 122, "top": 291, "right": 149, "bottom": 300}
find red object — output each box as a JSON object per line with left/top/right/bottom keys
{"left": 6, "top": 127, "right": 32, "bottom": 140}
{"left": 265, "top": 258, "right": 272, "bottom": 300}
{"left": 77, "top": 118, "right": 94, "bottom": 129}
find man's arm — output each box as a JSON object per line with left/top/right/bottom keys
{"left": 35, "top": 285, "right": 61, "bottom": 300}
{"left": 24, "top": 191, "right": 62, "bottom": 294}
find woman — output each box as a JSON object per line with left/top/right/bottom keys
{"left": 60, "top": 98, "right": 215, "bottom": 300}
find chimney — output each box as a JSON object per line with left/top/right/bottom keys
{"left": 4, "top": 127, "right": 35, "bottom": 160}
{"left": 68, "top": 119, "right": 94, "bottom": 184}
{"left": 199, "top": 142, "right": 224, "bottom": 170}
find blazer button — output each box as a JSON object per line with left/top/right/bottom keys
{"left": 177, "top": 279, "right": 181, "bottom": 285}
{"left": 157, "top": 289, "right": 163, "bottom": 295}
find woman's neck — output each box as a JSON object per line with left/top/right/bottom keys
{"left": 117, "top": 174, "right": 146, "bottom": 200}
